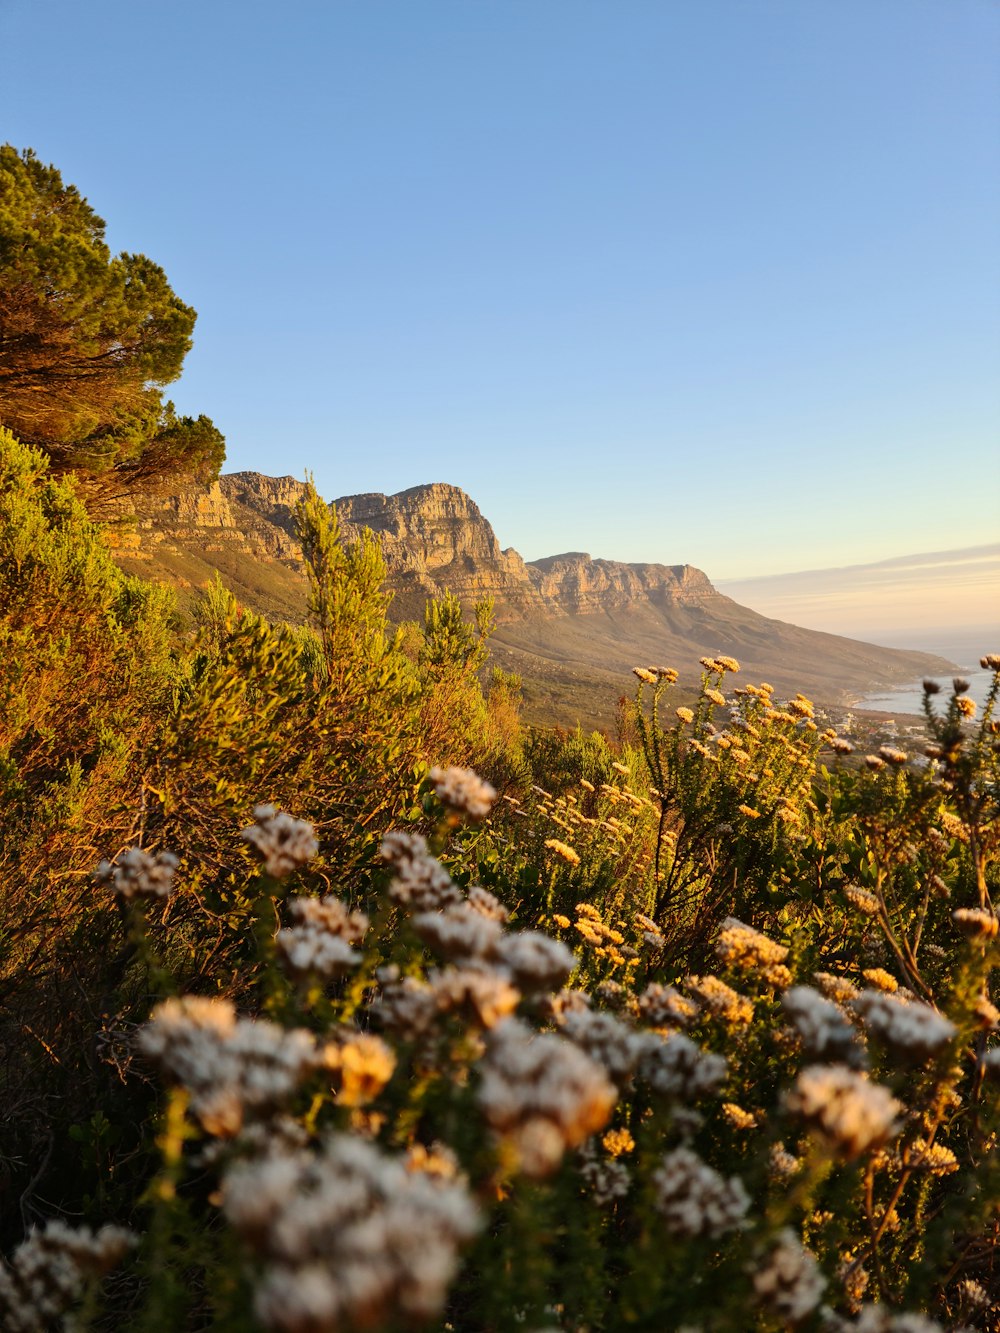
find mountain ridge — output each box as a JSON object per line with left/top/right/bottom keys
{"left": 105, "top": 472, "right": 954, "bottom": 726}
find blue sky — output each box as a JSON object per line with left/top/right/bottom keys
{"left": 2, "top": 0, "right": 998, "bottom": 584}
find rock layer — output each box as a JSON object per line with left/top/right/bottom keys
{"left": 106, "top": 472, "right": 953, "bottom": 710}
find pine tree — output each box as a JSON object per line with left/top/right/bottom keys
{"left": 0, "top": 146, "right": 224, "bottom": 500}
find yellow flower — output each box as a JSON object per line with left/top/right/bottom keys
{"left": 552, "top": 914, "right": 572, "bottom": 930}
{"left": 722, "top": 1102, "right": 757, "bottom": 1130}
{"left": 328, "top": 1035, "right": 396, "bottom": 1107}
{"left": 545, "top": 838, "right": 581, "bottom": 866}
{"left": 863, "top": 968, "right": 898, "bottom": 993}
{"left": 603, "top": 1127, "right": 635, "bottom": 1156}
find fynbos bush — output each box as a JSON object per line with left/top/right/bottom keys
{"left": 3, "top": 432, "right": 1000, "bottom": 1330}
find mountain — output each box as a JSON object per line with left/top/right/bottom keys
{"left": 105, "top": 473, "right": 954, "bottom": 728}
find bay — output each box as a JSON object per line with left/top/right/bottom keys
{"left": 851, "top": 627, "right": 998, "bottom": 716}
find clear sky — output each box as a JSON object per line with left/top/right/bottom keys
{"left": 2, "top": 0, "right": 998, "bottom": 583}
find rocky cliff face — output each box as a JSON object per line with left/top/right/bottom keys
{"left": 330, "top": 482, "right": 714, "bottom": 622}
{"left": 110, "top": 474, "right": 714, "bottom": 624}
{"left": 332, "top": 483, "right": 541, "bottom": 618}
{"left": 106, "top": 471, "right": 953, "bottom": 712}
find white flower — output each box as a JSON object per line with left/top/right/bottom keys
{"left": 637, "top": 983, "right": 700, "bottom": 1029}
{"left": 753, "top": 1229, "right": 826, "bottom": 1322}
{"left": 717, "top": 917, "right": 789, "bottom": 969}
{"left": 786, "top": 1064, "right": 901, "bottom": 1159}
{"left": 579, "top": 1148, "right": 630, "bottom": 1205}
{"left": 428, "top": 965, "right": 521, "bottom": 1029}
{"left": 223, "top": 1135, "right": 480, "bottom": 1331}
{"left": 95, "top": 847, "right": 179, "bottom": 901}
{"left": 651, "top": 1147, "right": 749, "bottom": 1237}
{"left": 558, "top": 1010, "right": 644, "bottom": 1086}
{"left": 276, "top": 895, "right": 368, "bottom": 980}
{"left": 637, "top": 1032, "right": 728, "bottom": 1102}
{"left": 0, "top": 1222, "right": 136, "bottom": 1333}
{"left": 477, "top": 1019, "right": 617, "bottom": 1177}
{"left": 467, "top": 885, "right": 509, "bottom": 922}
{"left": 843, "top": 1307, "right": 946, "bottom": 1333}
{"left": 428, "top": 765, "right": 496, "bottom": 820}
{"left": 783, "top": 986, "right": 865, "bottom": 1066}
{"left": 491, "top": 931, "right": 576, "bottom": 994}
{"left": 952, "top": 907, "right": 999, "bottom": 940}
{"left": 852, "top": 991, "right": 956, "bottom": 1060}
{"left": 685, "top": 974, "right": 754, "bottom": 1025}
{"left": 844, "top": 885, "right": 880, "bottom": 917}
{"left": 136, "top": 996, "right": 320, "bottom": 1136}
{"left": 813, "top": 972, "right": 861, "bottom": 1006}
{"left": 412, "top": 902, "right": 505, "bottom": 961}
{"left": 381, "top": 831, "right": 462, "bottom": 911}
{"left": 241, "top": 805, "right": 318, "bottom": 877}
{"left": 372, "top": 976, "right": 439, "bottom": 1042}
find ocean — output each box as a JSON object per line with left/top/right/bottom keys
{"left": 852, "top": 627, "right": 999, "bottom": 716}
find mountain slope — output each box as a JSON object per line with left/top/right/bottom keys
{"left": 106, "top": 473, "right": 953, "bottom": 726}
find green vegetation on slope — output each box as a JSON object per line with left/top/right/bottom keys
{"left": 1, "top": 424, "right": 1000, "bottom": 1332}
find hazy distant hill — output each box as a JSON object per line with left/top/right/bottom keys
{"left": 106, "top": 473, "right": 953, "bottom": 728}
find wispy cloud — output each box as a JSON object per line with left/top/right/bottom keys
{"left": 718, "top": 545, "right": 1000, "bottom": 644}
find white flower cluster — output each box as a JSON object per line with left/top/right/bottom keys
{"left": 384, "top": 836, "right": 576, "bottom": 1002}
{"left": 428, "top": 765, "right": 497, "bottom": 820}
{"left": 559, "top": 1009, "right": 642, "bottom": 1085}
{"left": 786, "top": 1064, "right": 901, "bottom": 1159}
{"left": 411, "top": 896, "right": 576, "bottom": 994}
{"left": 783, "top": 986, "right": 865, "bottom": 1067}
{"left": 477, "top": 1019, "right": 617, "bottom": 1177}
{"left": 136, "top": 996, "right": 321, "bottom": 1136}
{"left": 95, "top": 846, "right": 179, "bottom": 901}
{"left": 222, "top": 1135, "right": 480, "bottom": 1332}
{"left": 241, "top": 805, "right": 318, "bottom": 878}
{"left": 0, "top": 1221, "right": 136, "bottom": 1333}
{"left": 852, "top": 991, "right": 956, "bottom": 1060}
{"left": 373, "top": 975, "right": 441, "bottom": 1041}
{"left": 637, "top": 1031, "right": 728, "bottom": 1103}
{"left": 426, "top": 965, "right": 521, "bottom": 1029}
{"left": 412, "top": 902, "right": 504, "bottom": 961}
{"left": 492, "top": 930, "right": 577, "bottom": 993}
{"left": 753, "top": 1229, "right": 826, "bottom": 1323}
{"left": 276, "top": 894, "right": 368, "bottom": 981}
{"left": 651, "top": 1147, "right": 749, "bottom": 1237}
{"left": 543, "top": 988, "right": 592, "bottom": 1022}
{"left": 578, "top": 1144, "right": 630, "bottom": 1206}
{"left": 380, "top": 831, "right": 463, "bottom": 911}
{"left": 814, "top": 972, "right": 862, "bottom": 1006}
{"left": 467, "top": 884, "right": 509, "bottom": 922}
